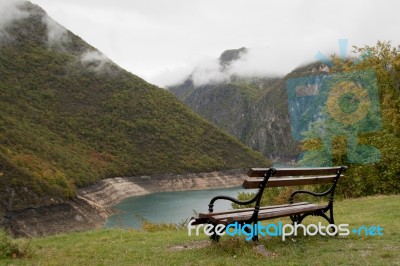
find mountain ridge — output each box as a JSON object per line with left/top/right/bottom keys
{"left": 0, "top": 2, "right": 269, "bottom": 217}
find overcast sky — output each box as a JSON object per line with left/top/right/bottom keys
{"left": 31, "top": 0, "right": 399, "bottom": 87}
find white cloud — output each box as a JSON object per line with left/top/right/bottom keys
{"left": 191, "top": 57, "right": 229, "bottom": 87}
{"left": 80, "top": 51, "right": 111, "bottom": 72}
{"left": 0, "top": 0, "right": 29, "bottom": 41}
{"left": 150, "top": 66, "right": 192, "bottom": 88}
{"left": 42, "top": 15, "right": 70, "bottom": 48}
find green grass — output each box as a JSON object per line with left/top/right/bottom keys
{"left": 1, "top": 195, "right": 399, "bottom": 265}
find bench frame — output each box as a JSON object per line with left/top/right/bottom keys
{"left": 193, "top": 166, "right": 347, "bottom": 241}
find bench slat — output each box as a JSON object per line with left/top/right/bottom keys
{"left": 227, "top": 204, "right": 325, "bottom": 224}
{"left": 209, "top": 203, "right": 317, "bottom": 222}
{"left": 242, "top": 175, "right": 339, "bottom": 189}
{"left": 208, "top": 203, "right": 326, "bottom": 225}
{"left": 189, "top": 217, "right": 209, "bottom": 225}
{"left": 247, "top": 167, "right": 343, "bottom": 177}
{"left": 197, "top": 202, "right": 310, "bottom": 218}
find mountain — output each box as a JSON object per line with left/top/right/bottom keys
{"left": 171, "top": 43, "right": 400, "bottom": 201}
{"left": 169, "top": 48, "right": 323, "bottom": 162}
{"left": 0, "top": 2, "right": 269, "bottom": 215}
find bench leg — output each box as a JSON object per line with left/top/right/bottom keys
{"left": 210, "top": 227, "right": 220, "bottom": 242}
{"left": 317, "top": 208, "right": 334, "bottom": 225}
{"left": 243, "top": 222, "right": 259, "bottom": 242}
{"left": 296, "top": 213, "right": 311, "bottom": 224}
{"left": 290, "top": 213, "right": 310, "bottom": 224}
{"left": 291, "top": 208, "right": 334, "bottom": 226}
{"left": 210, "top": 232, "right": 220, "bottom": 242}
{"left": 290, "top": 214, "right": 300, "bottom": 224}
{"left": 209, "top": 222, "right": 224, "bottom": 242}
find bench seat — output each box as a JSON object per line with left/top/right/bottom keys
{"left": 210, "top": 203, "right": 325, "bottom": 225}
{"left": 193, "top": 202, "right": 326, "bottom": 225}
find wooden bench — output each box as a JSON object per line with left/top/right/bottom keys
{"left": 191, "top": 166, "right": 347, "bottom": 241}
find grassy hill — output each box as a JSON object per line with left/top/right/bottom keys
{"left": 1, "top": 195, "right": 399, "bottom": 265}
{"left": 0, "top": 2, "right": 268, "bottom": 213}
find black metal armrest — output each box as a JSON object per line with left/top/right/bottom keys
{"left": 289, "top": 166, "right": 346, "bottom": 204}
{"left": 208, "top": 194, "right": 258, "bottom": 213}
{"left": 208, "top": 168, "right": 275, "bottom": 213}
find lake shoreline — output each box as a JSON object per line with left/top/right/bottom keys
{"left": 4, "top": 169, "right": 248, "bottom": 237}
{"left": 78, "top": 169, "right": 247, "bottom": 208}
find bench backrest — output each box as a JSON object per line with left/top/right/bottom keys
{"left": 243, "top": 166, "right": 346, "bottom": 189}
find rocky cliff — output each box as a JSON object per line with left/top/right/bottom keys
{"left": 168, "top": 49, "right": 315, "bottom": 163}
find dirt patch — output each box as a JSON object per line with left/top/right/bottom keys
{"left": 253, "top": 244, "right": 278, "bottom": 258}
{"left": 168, "top": 240, "right": 211, "bottom": 251}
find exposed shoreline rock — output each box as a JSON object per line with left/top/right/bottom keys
{"left": 78, "top": 169, "right": 247, "bottom": 208}
{"left": 4, "top": 169, "right": 247, "bottom": 237}
{"left": 3, "top": 197, "right": 112, "bottom": 237}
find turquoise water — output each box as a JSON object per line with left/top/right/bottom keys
{"left": 104, "top": 164, "right": 294, "bottom": 228}
{"left": 104, "top": 186, "right": 257, "bottom": 228}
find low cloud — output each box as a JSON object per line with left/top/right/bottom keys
{"left": 149, "top": 66, "right": 192, "bottom": 88}
{"left": 159, "top": 43, "right": 342, "bottom": 87}
{"left": 191, "top": 57, "right": 230, "bottom": 86}
{"left": 80, "top": 50, "right": 111, "bottom": 72}
{"left": 0, "top": 0, "right": 29, "bottom": 41}
{"left": 159, "top": 47, "right": 306, "bottom": 87}
{"left": 42, "top": 15, "right": 70, "bottom": 48}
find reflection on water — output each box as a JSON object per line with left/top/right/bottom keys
{"left": 105, "top": 186, "right": 257, "bottom": 228}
